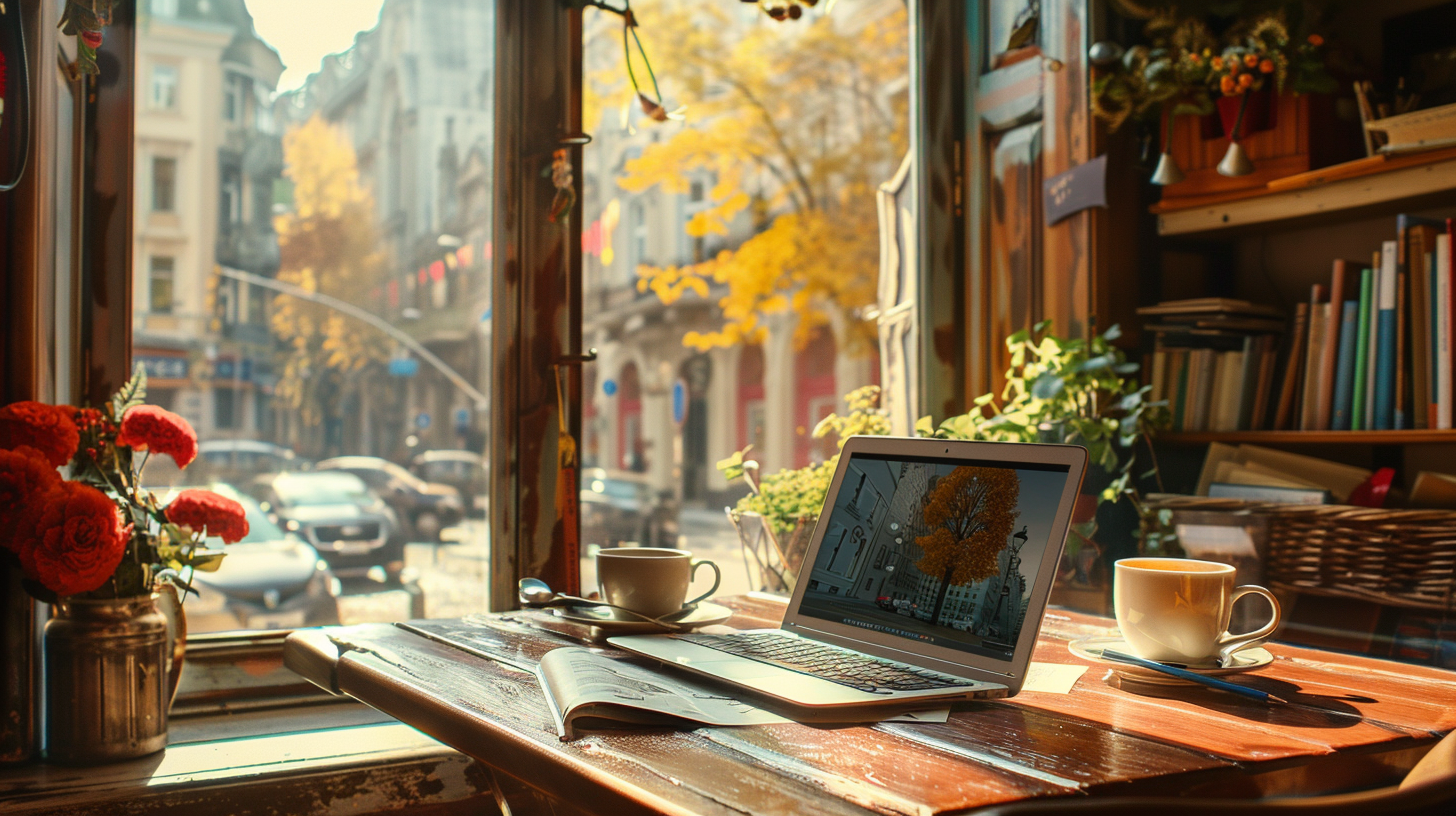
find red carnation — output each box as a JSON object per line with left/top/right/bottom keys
{"left": 0, "top": 447, "right": 62, "bottom": 554}
{"left": 166, "top": 489, "right": 250, "bottom": 544}
{"left": 0, "top": 401, "right": 80, "bottom": 468}
{"left": 17, "top": 482, "right": 130, "bottom": 597}
{"left": 116, "top": 405, "right": 197, "bottom": 469}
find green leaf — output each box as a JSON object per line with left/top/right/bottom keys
{"left": 914, "top": 416, "right": 935, "bottom": 437}
{"left": 111, "top": 363, "right": 149, "bottom": 418}
{"left": 1030, "top": 374, "right": 1064, "bottom": 401}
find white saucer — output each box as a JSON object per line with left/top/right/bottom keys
{"left": 552, "top": 601, "right": 733, "bottom": 633}
{"left": 1068, "top": 636, "right": 1273, "bottom": 686}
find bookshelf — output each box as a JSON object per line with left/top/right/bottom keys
{"left": 1154, "top": 148, "right": 1456, "bottom": 237}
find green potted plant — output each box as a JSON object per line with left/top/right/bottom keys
{"left": 720, "top": 323, "right": 1171, "bottom": 592}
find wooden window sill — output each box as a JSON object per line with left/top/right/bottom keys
{"left": 0, "top": 706, "right": 495, "bottom": 815}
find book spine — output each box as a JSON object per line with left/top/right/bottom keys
{"left": 1275, "top": 302, "right": 1310, "bottom": 431}
{"left": 1428, "top": 240, "right": 1440, "bottom": 428}
{"left": 1151, "top": 346, "right": 1168, "bottom": 405}
{"left": 1396, "top": 270, "right": 1409, "bottom": 429}
{"left": 1409, "top": 227, "right": 1431, "bottom": 429}
{"left": 1439, "top": 233, "right": 1453, "bottom": 430}
{"left": 1236, "top": 335, "right": 1261, "bottom": 430}
{"left": 1319, "top": 262, "right": 1349, "bottom": 430}
{"left": 1352, "top": 268, "right": 1374, "bottom": 431}
{"left": 1300, "top": 285, "right": 1327, "bottom": 431}
{"left": 1253, "top": 336, "right": 1278, "bottom": 430}
{"left": 1365, "top": 251, "right": 1381, "bottom": 431}
{"left": 1375, "top": 242, "right": 1398, "bottom": 431}
{"left": 1331, "top": 300, "right": 1361, "bottom": 431}
{"left": 1174, "top": 349, "right": 1190, "bottom": 431}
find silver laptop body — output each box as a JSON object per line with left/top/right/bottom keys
{"left": 611, "top": 436, "right": 1088, "bottom": 709}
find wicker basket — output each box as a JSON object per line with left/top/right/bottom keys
{"left": 1146, "top": 496, "right": 1456, "bottom": 611}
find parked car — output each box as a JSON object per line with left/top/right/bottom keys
{"left": 195, "top": 440, "right": 307, "bottom": 481}
{"left": 579, "top": 467, "right": 680, "bottom": 549}
{"left": 155, "top": 483, "right": 340, "bottom": 633}
{"left": 410, "top": 450, "right": 488, "bottom": 517}
{"left": 248, "top": 471, "right": 403, "bottom": 580}
{"left": 316, "top": 456, "right": 465, "bottom": 542}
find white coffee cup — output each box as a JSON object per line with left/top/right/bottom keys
{"left": 1113, "top": 557, "right": 1281, "bottom": 666}
{"left": 597, "top": 547, "right": 721, "bottom": 619}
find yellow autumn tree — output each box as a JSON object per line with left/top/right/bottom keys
{"left": 271, "top": 115, "right": 390, "bottom": 445}
{"left": 915, "top": 467, "right": 1021, "bottom": 626}
{"left": 588, "top": 0, "right": 908, "bottom": 350}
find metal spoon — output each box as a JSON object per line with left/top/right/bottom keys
{"left": 517, "top": 577, "right": 691, "bottom": 628}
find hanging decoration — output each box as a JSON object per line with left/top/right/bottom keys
{"left": 59, "top": 0, "right": 113, "bottom": 76}
{"left": 572, "top": 1, "right": 682, "bottom": 125}
{"left": 545, "top": 148, "right": 576, "bottom": 223}
{"left": 738, "top": 0, "right": 835, "bottom": 23}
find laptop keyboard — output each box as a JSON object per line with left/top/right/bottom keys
{"left": 677, "top": 632, "right": 975, "bottom": 694}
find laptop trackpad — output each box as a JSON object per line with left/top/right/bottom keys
{"left": 686, "top": 660, "right": 781, "bottom": 683}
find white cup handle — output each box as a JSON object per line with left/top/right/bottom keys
{"left": 685, "top": 559, "right": 721, "bottom": 606}
{"left": 1216, "top": 585, "right": 1281, "bottom": 663}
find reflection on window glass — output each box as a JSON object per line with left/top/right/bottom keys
{"left": 579, "top": 0, "right": 908, "bottom": 596}
{"left": 133, "top": 0, "right": 496, "bottom": 633}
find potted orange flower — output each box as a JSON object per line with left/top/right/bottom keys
{"left": 0, "top": 367, "right": 247, "bottom": 764}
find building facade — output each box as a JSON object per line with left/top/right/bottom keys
{"left": 275, "top": 0, "right": 495, "bottom": 460}
{"left": 132, "top": 0, "right": 284, "bottom": 449}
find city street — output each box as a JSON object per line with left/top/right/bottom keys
{"left": 335, "top": 505, "right": 758, "bottom": 624}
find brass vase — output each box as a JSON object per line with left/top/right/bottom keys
{"left": 44, "top": 591, "right": 184, "bottom": 764}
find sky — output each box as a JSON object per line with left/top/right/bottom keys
{"left": 246, "top": 0, "right": 387, "bottom": 93}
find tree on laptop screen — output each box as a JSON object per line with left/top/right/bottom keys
{"left": 798, "top": 455, "right": 1068, "bottom": 661}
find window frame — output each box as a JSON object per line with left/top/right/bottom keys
{"left": 148, "top": 255, "right": 175, "bottom": 314}
{"left": 149, "top": 63, "right": 178, "bottom": 110}
{"left": 151, "top": 155, "right": 177, "bottom": 212}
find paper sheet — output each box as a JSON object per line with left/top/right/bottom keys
{"left": 1021, "top": 662, "right": 1087, "bottom": 694}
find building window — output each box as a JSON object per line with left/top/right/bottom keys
{"left": 630, "top": 200, "right": 647, "bottom": 270}
{"left": 214, "top": 388, "right": 238, "bottom": 430}
{"left": 149, "top": 256, "right": 175, "bottom": 314}
{"left": 689, "top": 179, "right": 704, "bottom": 202}
{"left": 152, "top": 157, "right": 176, "bottom": 212}
{"left": 220, "top": 175, "right": 242, "bottom": 225}
{"left": 223, "top": 76, "right": 242, "bottom": 122}
{"left": 150, "top": 64, "right": 178, "bottom": 110}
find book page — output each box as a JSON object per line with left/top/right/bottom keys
{"left": 537, "top": 647, "right": 791, "bottom": 740}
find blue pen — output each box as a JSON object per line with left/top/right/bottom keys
{"left": 1101, "top": 649, "right": 1288, "bottom": 705}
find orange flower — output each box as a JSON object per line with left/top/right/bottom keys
{"left": 1307, "top": 34, "right": 1324, "bottom": 46}
{"left": 1260, "top": 59, "right": 1275, "bottom": 74}
{"left": 1239, "top": 73, "right": 1255, "bottom": 89}
{"left": 1211, "top": 56, "right": 1224, "bottom": 70}
{"left": 1189, "top": 53, "right": 1202, "bottom": 64}
{"left": 1220, "top": 75, "right": 1236, "bottom": 95}
{"left": 1244, "top": 53, "right": 1260, "bottom": 68}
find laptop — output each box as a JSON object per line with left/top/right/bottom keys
{"left": 610, "top": 435, "right": 1088, "bottom": 709}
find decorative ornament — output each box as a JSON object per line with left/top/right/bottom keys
{"left": 1217, "top": 90, "right": 1255, "bottom": 177}
{"left": 544, "top": 148, "right": 576, "bottom": 224}
{"left": 741, "top": 0, "right": 830, "bottom": 23}
{"left": 1150, "top": 102, "right": 1184, "bottom": 185}
{"left": 59, "top": 0, "right": 113, "bottom": 76}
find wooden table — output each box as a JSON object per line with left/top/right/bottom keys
{"left": 284, "top": 594, "right": 1456, "bottom": 815}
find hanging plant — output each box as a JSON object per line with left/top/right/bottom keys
{"left": 59, "top": 0, "right": 113, "bottom": 76}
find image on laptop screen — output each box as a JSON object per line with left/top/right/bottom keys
{"left": 797, "top": 453, "right": 1073, "bottom": 662}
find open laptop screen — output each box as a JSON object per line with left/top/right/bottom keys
{"left": 796, "top": 453, "right": 1073, "bottom": 664}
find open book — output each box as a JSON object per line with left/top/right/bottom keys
{"left": 536, "top": 647, "right": 792, "bottom": 740}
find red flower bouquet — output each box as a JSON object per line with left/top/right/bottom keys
{"left": 0, "top": 367, "right": 244, "bottom": 601}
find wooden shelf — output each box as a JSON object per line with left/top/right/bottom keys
{"left": 1153, "top": 147, "right": 1456, "bottom": 237}
{"left": 1159, "top": 429, "right": 1456, "bottom": 445}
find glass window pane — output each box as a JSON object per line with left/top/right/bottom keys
{"left": 133, "top": 0, "right": 496, "bottom": 634}
{"left": 152, "top": 157, "right": 176, "bottom": 211}
{"left": 579, "top": 0, "right": 908, "bottom": 597}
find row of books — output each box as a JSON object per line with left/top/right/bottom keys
{"left": 1143, "top": 299, "right": 1284, "bottom": 432}
{"left": 1145, "top": 215, "right": 1456, "bottom": 432}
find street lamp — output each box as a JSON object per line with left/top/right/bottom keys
{"left": 879, "top": 563, "right": 895, "bottom": 597}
